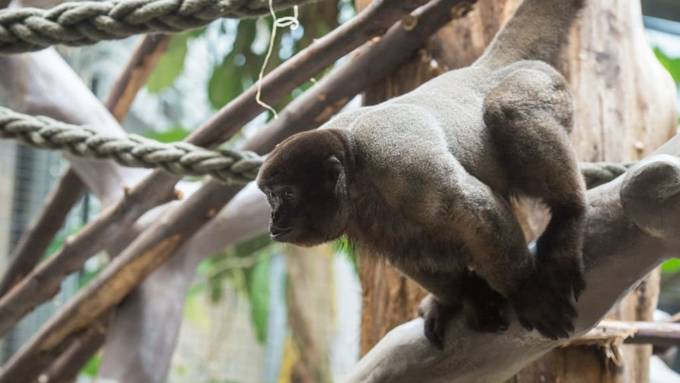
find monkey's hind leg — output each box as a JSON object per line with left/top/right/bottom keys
{"left": 483, "top": 66, "right": 586, "bottom": 339}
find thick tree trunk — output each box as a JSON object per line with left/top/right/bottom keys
{"left": 357, "top": 1, "right": 677, "bottom": 382}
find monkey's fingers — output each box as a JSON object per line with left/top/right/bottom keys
{"left": 511, "top": 277, "right": 577, "bottom": 340}
{"left": 419, "top": 295, "right": 461, "bottom": 350}
{"left": 535, "top": 237, "right": 587, "bottom": 302}
{"left": 540, "top": 254, "right": 586, "bottom": 302}
{"left": 424, "top": 315, "right": 445, "bottom": 350}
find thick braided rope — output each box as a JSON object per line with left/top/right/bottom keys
{"left": 0, "top": 107, "right": 635, "bottom": 187}
{"left": 0, "top": 0, "right": 309, "bottom": 54}
{"left": 0, "top": 107, "right": 262, "bottom": 184}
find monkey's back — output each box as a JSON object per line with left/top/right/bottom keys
{"left": 371, "top": 60, "right": 568, "bottom": 194}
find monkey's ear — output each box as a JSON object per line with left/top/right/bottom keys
{"left": 324, "top": 155, "right": 343, "bottom": 184}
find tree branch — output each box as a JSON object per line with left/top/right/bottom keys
{"left": 0, "top": 0, "right": 426, "bottom": 340}
{"left": 343, "top": 136, "right": 680, "bottom": 383}
{"left": 40, "top": 319, "right": 107, "bottom": 383}
{"left": 105, "top": 34, "right": 171, "bottom": 121}
{"left": 0, "top": 168, "right": 84, "bottom": 296}
{"left": 0, "top": 1, "right": 471, "bottom": 381}
{"left": 0, "top": 34, "right": 170, "bottom": 298}
{"left": 578, "top": 320, "right": 680, "bottom": 348}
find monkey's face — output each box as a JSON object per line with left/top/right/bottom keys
{"left": 257, "top": 130, "right": 351, "bottom": 247}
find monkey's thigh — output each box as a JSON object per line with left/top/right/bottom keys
{"left": 482, "top": 67, "right": 586, "bottom": 339}
{"left": 482, "top": 67, "right": 582, "bottom": 203}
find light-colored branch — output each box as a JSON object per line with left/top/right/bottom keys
{"left": 577, "top": 320, "right": 680, "bottom": 348}
{"left": 344, "top": 136, "right": 680, "bottom": 383}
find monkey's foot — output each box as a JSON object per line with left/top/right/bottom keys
{"left": 463, "top": 274, "right": 510, "bottom": 333}
{"left": 510, "top": 276, "right": 577, "bottom": 340}
{"left": 418, "top": 295, "right": 460, "bottom": 350}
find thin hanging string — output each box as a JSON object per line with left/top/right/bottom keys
{"left": 256, "top": 0, "right": 300, "bottom": 119}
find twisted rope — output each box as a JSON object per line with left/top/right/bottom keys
{"left": 0, "top": 0, "right": 309, "bottom": 54}
{"left": 0, "top": 106, "right": 637, "bottom": 187}
{"left": 0, "top": 107, "right": 262, "bottom": 184}
{"left": 580, "top": 161, "right": 632, "bottom": 189}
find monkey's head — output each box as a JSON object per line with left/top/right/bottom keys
{"left": 257, "top": 129, "right": 353, "bottom": 247}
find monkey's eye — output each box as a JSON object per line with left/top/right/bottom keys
{"left": 278, "top": 186, "right": 296, "bottom": 201}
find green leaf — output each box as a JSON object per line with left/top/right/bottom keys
{"left": 188, "top": 26, "right": 207, "bottom": 39}
{"left": 208, "top": 54, "right": 243, "bottom": 109}
{"left": 654, "top": 47, "right": 680, "bottom": 84}
{"left": 244, "top": 254, "right": 271, "bottom": 344}
{"left": 80, "top": 354, "right": 101, "bottom": 377}
{"left": 662, "top": 258, "right": 680, "bottom": 274}
{"left": 143, "top": 126, "right": 190, "bottom": 143}
{"left": 146, "top": 33, "right": 191, "bottom": 93}
{"left": 78, "top": 264, "right": 104, "bottom": 289}
{"left": 46, "top": 225, "right": 83, "bottom": 259}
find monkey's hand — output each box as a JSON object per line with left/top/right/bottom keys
{"left": 509, "top": 272, "right": 577, "bottom": 340}
{"left": 418, "top": 294, "right": 461, "bottom": 350}
{"left": 462, "top": 272, "right": 510, "bottom": 334}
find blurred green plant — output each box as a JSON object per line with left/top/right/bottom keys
{"left": 146, "top": 28, "right": 206, "bottom": 93}
{"left": 244, "top": 253, "right": 271, "bottom": 343}
{"left": 193, "top": 234, "right": 274, "bottom": 343}
{"left": 654, "top": 47, "right": 680, "bottom": 84}
{"left": 143, "top": 125, "right": 191, "bottom": 142}
{"left": 45, "top": 225, "right": 82, "bottom": 258}
{"left": 662, "top": 258, "right": 680, "bottom": 275}
{"left": 334, "top": 236, "right": 358, "bottom": 274}
{"left": 80, "top": 354, "right": 102, "bottom": 377}
{"left": 654, "top": 46, "right": 680, "bottom": 276}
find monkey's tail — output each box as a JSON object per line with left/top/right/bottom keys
{"left": 474, "top": 0, "right": 585, "bottom": 70}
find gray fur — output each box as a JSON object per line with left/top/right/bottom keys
{"left": 258, "top": 0, "right": 587, "bottom": 344}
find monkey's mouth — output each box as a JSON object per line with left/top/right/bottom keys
{"left": 270, "top": 226, "right": 293, "bottom": 241}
